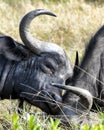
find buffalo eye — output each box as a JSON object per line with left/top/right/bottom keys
{"left": 40, "top": 58, "right": 58, "bottom": 75}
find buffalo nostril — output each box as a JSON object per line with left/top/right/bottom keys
{"left": 51, "top": 93, "right": 62, "bottom": 102}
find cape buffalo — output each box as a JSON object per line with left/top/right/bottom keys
{"left": 53, "top": 25, "right": 104, "bottom": 125}
{"left": 0, "top": 9, "right": 73, "bottom": 114}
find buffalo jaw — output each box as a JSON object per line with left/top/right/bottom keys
{"left": 52, "top": 83, "right": 93, "bottom": 125}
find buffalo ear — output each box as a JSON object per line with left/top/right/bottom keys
{"left": 0, "top": 36, "right": 29, "bottom": 61}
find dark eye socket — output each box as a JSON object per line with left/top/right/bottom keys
{"left": 45, "top": 61, "right": 57, "bottom": 73}
{"left": 45, "top": 62, "right": 55, "bottom": 72}
{"left": 40, "top": 58, "right": 58, "bottom": 75}
{"left": 65, "top": 78, "right": 72, "bottom": 85}
{"left": 40, "top": 64, "right": 53, "bottom": 74}
{"left": 45, "top": 59, "right": 58, "bottom": 73}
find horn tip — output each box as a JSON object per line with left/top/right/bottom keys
{"left": 51, "top": 82, "right": 55, "bottom": 86}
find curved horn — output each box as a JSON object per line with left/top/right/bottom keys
{"left": 75, "top": 51, "right": 79, "bottom": 67}
{"left": 73, "top": 51, "right": 79, "bottom": 76}
{"left": 19, "top": 9, "right": 64, "bottom": 55}
{"left": 51, "top": 83, "right": 93, "bottom": 110}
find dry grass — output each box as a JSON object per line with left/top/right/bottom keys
{"left": 1, "top": 0, "right": 104, "bottom": 63}
{"left": 0, "top": 0, "right": 104, "bottom": 129}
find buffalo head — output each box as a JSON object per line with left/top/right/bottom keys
{"left": 0, "top": 9, "right": 72, "bottom": 114}
{"left": 51, "top": 25, "right": 104, "bottom": 126}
